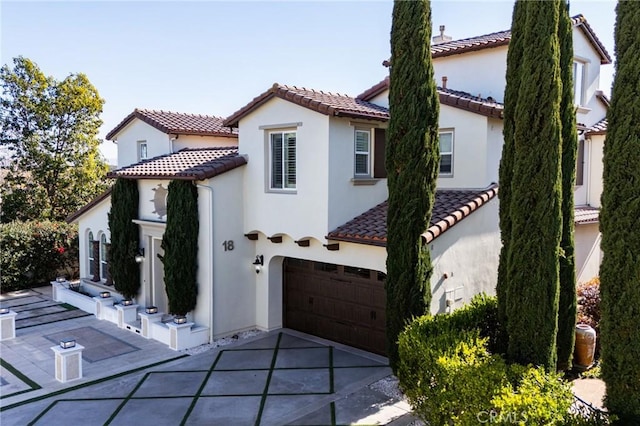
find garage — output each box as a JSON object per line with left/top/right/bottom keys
{"left": 283, "top": 258, "right": 387, "bottom": 355}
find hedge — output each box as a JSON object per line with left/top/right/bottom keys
{"left": 1, "top": 221, "right": 79, "bottom": 292}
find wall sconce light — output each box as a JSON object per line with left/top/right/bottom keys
{"left": 253, "top": 255, "right": 264, "bottom": 274}
{"left": 135, "top": 248, "right": 145, "bottom": 263}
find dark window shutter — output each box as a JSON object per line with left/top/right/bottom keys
{"left": 91, "top": 241, "right": 100, "bottom": 282}
{"left": 374, "top": 128, "right": 387, "bottom": 178}
{"left": 576, "top": 139, "right": 585, "bottom": 186}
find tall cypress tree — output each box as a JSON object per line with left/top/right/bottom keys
{"left": 161, "top": 180, "right": 199, "bottom": 316}
{"left": 385, "top": 0, "right": 439, "bottom": 372}
{"left": 108, "top": 178, "right": 140, "bottom": 300}
{"left": 556, "top": 0, "right": 578, "bottom": 372}
{"left": 497, "top": 0, "right": 526, "bottom": 355}
{"left": 600, "top": 1, "right": 640, "bottom": 420}
{"left": 506, "top": 0, "right": 563, "bottom": 370}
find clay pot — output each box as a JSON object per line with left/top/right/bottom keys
{"left": 574, "top": 323, "right": 597, "bottom": 368}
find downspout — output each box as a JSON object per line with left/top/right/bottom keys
{"left": 585, "top": 136, "right": 592, "bottom": 206}
{"left": 196, "top": 183, "right": 214, "bottom": 343}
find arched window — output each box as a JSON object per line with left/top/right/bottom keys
{"left": 100, "top": 233, "right": 108, "bottom": 281}
{"left": 87, "top": 230, "right": 94, "bottom": 277}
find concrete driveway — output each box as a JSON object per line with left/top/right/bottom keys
{"left": 1, "top": 288, "right": 411, "bottom": 425}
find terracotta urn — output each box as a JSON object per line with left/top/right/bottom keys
{"left": 574, "top": 323, "right": 597, "bottom": 368}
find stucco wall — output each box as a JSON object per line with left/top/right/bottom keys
{"left": 173, "top": 134, "right": 237, "bottom": 151}
{"left": 575, "top": 222, "right": 601, "bottom": 284}
{"left": 138, "top": 179, "right": 169, "bottom": 222}
{"left": 485, "top": 118, "right": 504, "bottom": 185}
{"left": 238, "top": 97, "right": 331, "bottom": 240}
{"left": 114, "top": 121, "right": 169, "bottom": 168}
{"left": 433, "top": 47, "right": 509, "bottom": 103}
{"left": 327, "top": 117, "right": 388, "bottom": 231}
{"left": 429, "top": 196, "right": 500, "bottom": 314}
{"left": 586, "top": 134, "right": 605, "bottom": 208}
{"left": 437, "top": 105, "right": 490, "bottom": 189}
{"left": 76, "top": 197, "right": 112, "bottom": 279}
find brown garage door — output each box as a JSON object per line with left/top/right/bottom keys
{"left": 284, "top": 258, "right": 387, "bottom": 355}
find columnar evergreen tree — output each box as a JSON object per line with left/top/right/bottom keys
{"left": 497, "top": 0, "right": 526, "bottom": 355}
{"left": 161, "top": 180, "right": 199, "bottom": 316}
{"left": 600, "top": 1, "right": 640, "bottom": 420}
{"left": 385, "top": 0, "right": 439, "bottom": 372}
{"left": 505, "top": 0, "right": 563, "bottom": 370}
{"left": 107, "top": 178, "right": 140, "bottom": 300}
{"left": 556, "top": 0, "right": 578, "bottom": 372}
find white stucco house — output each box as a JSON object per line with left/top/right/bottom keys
{"left": 67, "top": 14, "right": 610, "bottom": 355}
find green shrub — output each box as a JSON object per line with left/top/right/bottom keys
{"left": 577, "top": 277, "right": 601, "bottom": 358}
{"left": 0, "top": 221, "right": 79, "bottom": 292}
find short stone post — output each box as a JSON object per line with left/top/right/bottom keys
{"left": 0, "top": 309, "right": 18, "bottom": 341}
{"left": 138, "top": 311, "right": 163, "bottom": 339}
{"left": 93, "top": 295, "right": 114, "bottom": 320}
{"left": 166, "top": 321, "right": 193, "bottom": 351}
{"left": 51, "top": 343, "right": 85, "bottom": 383}
{"left": 115, "top": 303, "right": 139, "bottom": 328}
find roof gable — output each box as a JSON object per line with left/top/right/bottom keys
{"left": 357, "top": 77, "right": 504, "bottom": 119}
{"left": 106, "top": 109, "right": 238, "bottom": 141}
{"left": 223, "top": 83, "right": 390, "bottom": 128}
{"left": 107, "top": 147, "right": 247, "bottom": 181}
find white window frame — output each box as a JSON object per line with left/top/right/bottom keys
{"left": 269, "top": 131, "right": 296, "bottom": 191}
{"left": 439, "top": 131, "right": 454, "bottom": 176}
{"left": 354, "top": 129, "right": 371, "bottom": 177}
{"left": 99, "top": 233, "right": 108, "bottom": 281}
{"left": 573, "top": 60, "right": 586, "bottom": 107}
{"left": 87, "top": 230, "right": 94, "bottom": 276}
{"left": 138, "top": 140, "right": 148, "bottom": 161}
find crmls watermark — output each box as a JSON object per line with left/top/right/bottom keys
{"left": 477, "top": 410, "right": 528, "bottom": 424}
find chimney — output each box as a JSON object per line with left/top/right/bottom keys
{"left": 442, "top": 76, "right": 448, "bottom": 89}
{"left": 432, "top": 25, "right": 453, "bottom": 45}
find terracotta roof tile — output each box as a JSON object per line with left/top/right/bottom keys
{"left": 575, "top": 205, "right": 599, "bottom": 224}
{"left": 357, "top": 77, "right": 503, "bottom": 119}
{"left": 107, "top": 147, "right": 246, "bottom": 181}
{"left": 106, "top": 109, "right": 238, "bottom": 140}
{"left": 586, "top": 118, "right": 607, "bottom": 136}
{"left": 381, "top": 15, "right": 610, "bottom": 65}
{"left": 326, "top": 185, "right": 499, "bottom": 247}
{"left": 223, "top": 83, "right": 390, "bottom": 127}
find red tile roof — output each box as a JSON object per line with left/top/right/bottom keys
{"left": 575, "top": 205, "right": 599, "bottom": 224}
{"left": 382, "top": 15, "right": 610, "bottom": 65}
{"left": 107, "top": 147, "right": 246, "bottom": 180}
{"left": 223, "top": 83, "right": 390, "bottom": 127}
{"left": 66, "top": 187, "right": 113, "bottom": 223}
{"left": 586, "top": 118, "right": 607, "bottom": 136}
{"left": 357, "top": 77, "right": 503, "bottom": 119}
{"left": 326, "top": 185, "right": 499, "bottom": 247}
{"left": 106, "top": 109, "right": 238, "bottom": 141}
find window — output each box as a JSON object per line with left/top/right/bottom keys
{"left": 87, "top": 231, "right": 94, "bottom": 276}
{"left": 270, "top": 131, "right": 296, "bottom": 190}
{"left": 439, "top": 132, "right": 454, "bottom": 175}
{"left": 138, "top": 140, "right": 148, "bottom": 161}
{"left": 573, "top": 61, "right": 585, "bottom": 106}
{"left": 354, "top": 130, "right": 371, "bottom": 176}
{"left": 576, "top": 139, "right": 585, "bottom": 186}
{"left": 100, "top": 233, "right": 108, "bottom": 281}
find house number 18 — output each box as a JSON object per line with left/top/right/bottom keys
{"left": 222, "top": 240, "right": 234, "bottom": 251}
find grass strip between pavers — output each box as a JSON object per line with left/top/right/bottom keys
{"left": 0, "top": 358, "right": 42, "bottom": 400}
{"left": 16, "top": 312, "right": 92, "bottom": 330}
{"left": 1, "top": 354, "right": 188, "bottom": 414}
{"left": 254, "top": 332, "right": 283, "bottom": 426}
{"left": 103, "top": 370, "right": 154, "bottom": 425}
{"left": 179, "top": 350, "right": 223, "bottom": 426}
{"left": 331, "top": 401, "right": 337, "bottom": 426}
{"left": 329, "top": 346, "right": 334, "bottom": 394}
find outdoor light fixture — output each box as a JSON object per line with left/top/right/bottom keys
{"left": 121, "top": 299, "right": 133, "bottom": 306}
{"left": 100, "top": 291, "right": 111, "bottom": 298}
{"left": 134, "top": 248, "right": 145, "bottom": 263}
{"left": 56, "top": 276, "right": 67, "bottom": 283}
{"left": 174, "top": 315, "right": 187, "bottom": 324}
{"left": 253, "top": 255, "right": 264, "bottom": 274}
{"left": 145, "top": 306, "right": 158, "bottom": 314}
{"left": 0, "top": 308, "right": 9, "bottom": 315}
{"left": 60, "top": 338, "right": 76, "bottom": 349}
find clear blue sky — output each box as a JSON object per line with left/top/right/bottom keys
{"left": 1, "top": 0, "right": 617, "bottom": 163}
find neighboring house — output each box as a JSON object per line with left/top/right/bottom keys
{"left": 68, "top": 14, "right": 610, "bottom": 355}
